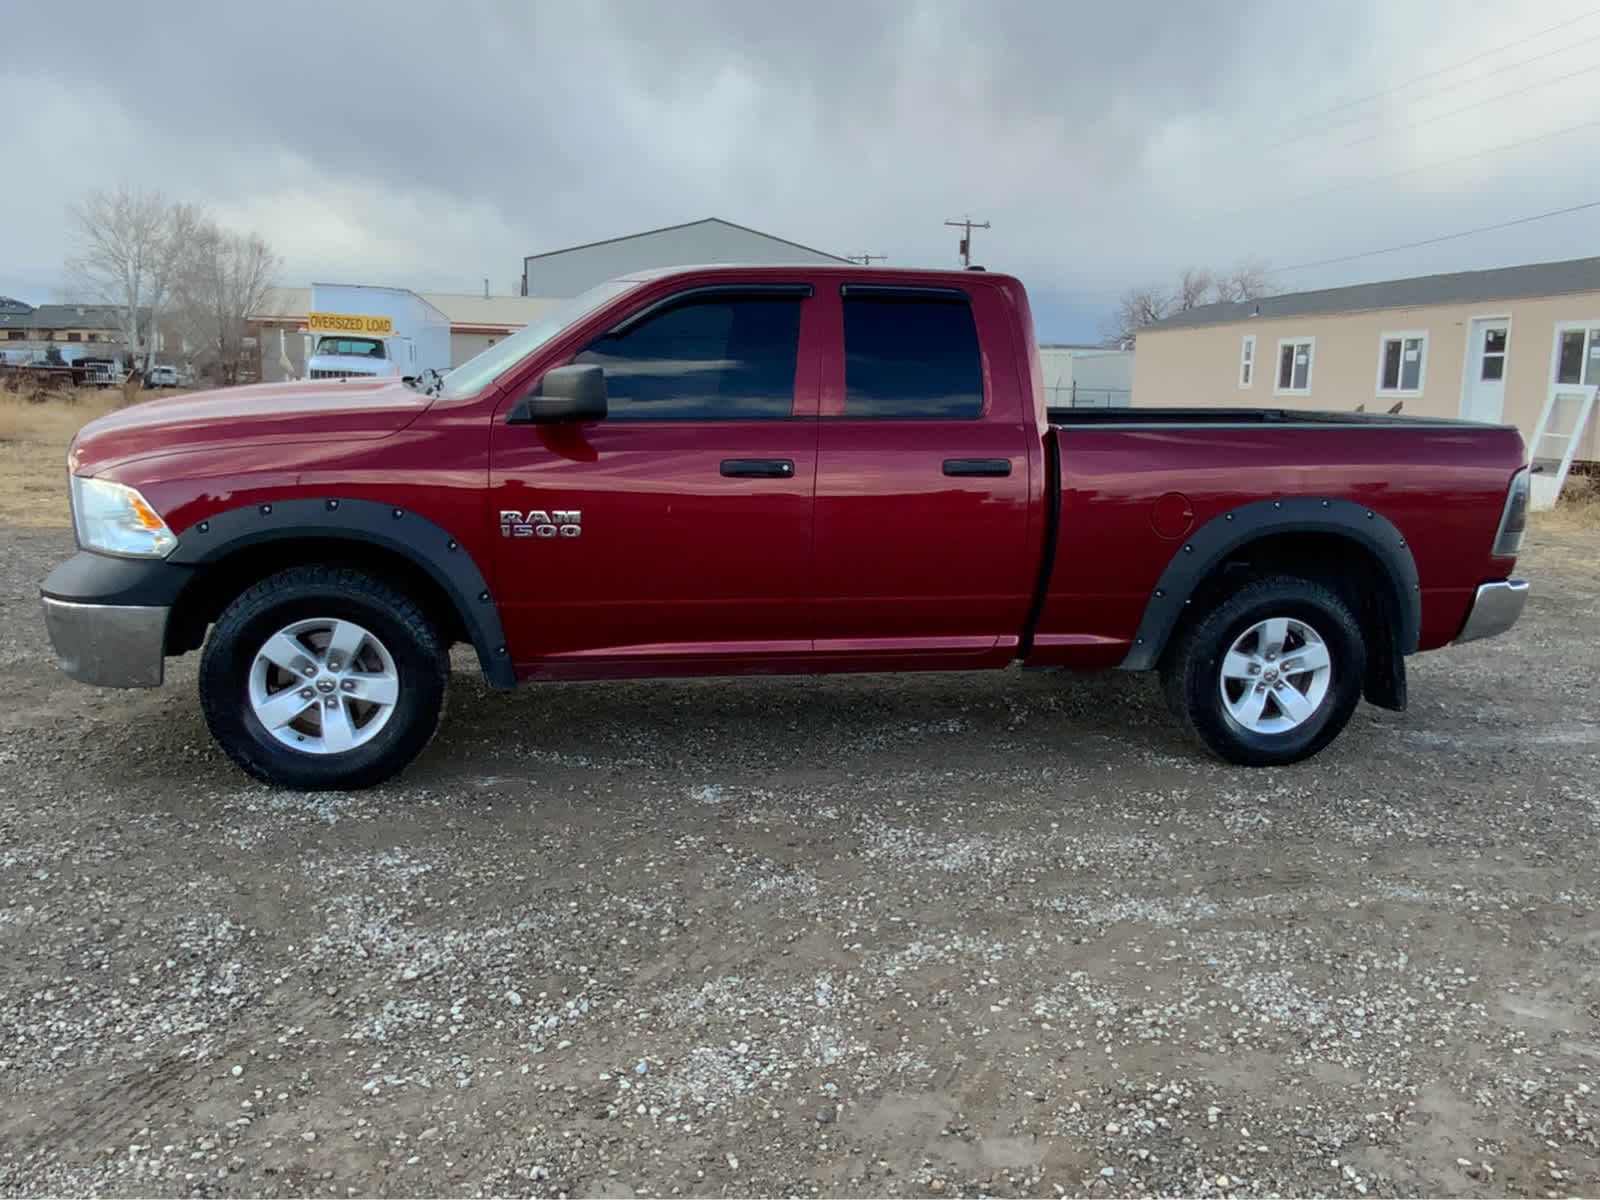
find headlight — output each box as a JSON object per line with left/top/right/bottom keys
{"left": 70, "top": 476, "right": 177, "bottom": 558}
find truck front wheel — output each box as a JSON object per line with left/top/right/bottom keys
{"left": 1160, "top": 575, "right": 1365, "bottom": 767}
{"left": 199, "top": 567, "right": 447, "bottom": 790}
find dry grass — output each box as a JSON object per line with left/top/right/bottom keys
{"left": 0, "top": 385, "right": 151, "bottom": 527}
{"left": 1533, "top": 470, "right": 1600, "bottom": 532}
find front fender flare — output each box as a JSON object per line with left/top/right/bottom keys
{"left": 1118, "top": 497, "right": 1420, "bottom": 672}
{"left": 167, "top": 498, "right": 515, "bottom": 689}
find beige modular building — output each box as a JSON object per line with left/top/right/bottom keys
{"left": 1133, "top": 255, "right": 1600, "bottom": 464}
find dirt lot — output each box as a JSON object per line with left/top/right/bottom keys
{"left": 0, "top": 406, "right": 1597, "bottom": 1196}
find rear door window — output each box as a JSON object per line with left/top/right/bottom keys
{"left": 841, "top": 292, "right": 983, "bottom": 419}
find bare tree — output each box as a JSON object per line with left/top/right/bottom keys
{"left": 1102, "top": 284, "right": 1173, "bottom": 349}
{"left": 1175, "top": 266, "right": 1216, "bottom": 311}
{"left": 66, "top": 185, "right": 198, "bottom": 374}
{"left": 1102, "top": 261, "right": 1279, "bottom": 347}
{"left": 1214, "top": 259, "right": 1275, "bottom": 303}
{"left": 173, "top": 223, "right": 279, "bottom": 385}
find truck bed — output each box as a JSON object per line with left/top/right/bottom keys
{"left": 1047, "top": 406, "right": 1501, "bottom": 428}
{"left": 1029, "top": 414, "right": 1527, "bottom": 671}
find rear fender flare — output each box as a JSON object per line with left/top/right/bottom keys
{"left": 1118, "top": 497, "right": 1420, "bottom": 672}
{"left": 167, "top": 498, "right": 515, "bottom": 688}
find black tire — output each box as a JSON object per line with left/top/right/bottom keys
{"left": 1160, "top": 574, "right": 1365, "bottom": 767}
{"left": 199, "top": 566, "right": 447, "bottom": 790}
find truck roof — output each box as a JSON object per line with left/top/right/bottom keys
{"left": 617, "top": 263, "right": 1018, "bottom": 287}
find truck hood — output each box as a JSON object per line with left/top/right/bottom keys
{"left": 69, "top": 377, "right": 431, "bottom": 476}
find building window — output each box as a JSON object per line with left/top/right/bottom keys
{"left": 1377, "top": 332, "right": 1427, "bottom": 395}
{"left": 1275, "top": 338, "right": 1314, "bottom": 395}
{"left": 1239, "top": 335, "right": 1255, "bottom": 389}
{"left": 5, "top": 331, "right": 22, "bottom": 342}
{"left": 87, "top": 333, "right": 99, "bottom": 343}
{"left": 1554, "top": 324, "right": 1600, "bottom": 385}
{"left": 66, "top": 332, "right": 82, "bottom": 343}
{"left": 1480, "top": 326, "right": 1508, "bottom": 380}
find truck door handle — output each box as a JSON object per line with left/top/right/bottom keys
{"left": 943, "top": 458, "right": 1012, "bottom": 477}
{"left": 720, "top": 459, "right": 795, "bottom": 479}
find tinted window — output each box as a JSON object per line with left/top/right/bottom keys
{"left": 842, "top": 296, "right": 983, "bottom": 419}
{"left": 573, "top": 296, "right": 801, "bottom": 420}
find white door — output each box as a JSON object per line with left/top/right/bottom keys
{"left": 1461, "top": 318, "right": 1509, "bottom": 423}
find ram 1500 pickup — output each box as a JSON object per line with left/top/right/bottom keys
{"left": 40, "top": 266, "right": 1531, "bottom": 789}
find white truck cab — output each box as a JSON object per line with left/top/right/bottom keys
{"left": 302, "top": 284, "right": 450, "bottom": 383}
{"left": 307, "top": 334, "right": 414, "bottom": 380}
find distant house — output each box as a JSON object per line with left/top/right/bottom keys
{"left": 0, "top": 303, "right": 150, "bottom": 363}
{"left": 1134, "top": 256, "right": 1600, "bottom": 462}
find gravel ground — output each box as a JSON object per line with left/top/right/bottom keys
{"left": 1, "top": 522, "right": 1596, "bottom": 1198}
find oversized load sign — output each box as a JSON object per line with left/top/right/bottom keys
{"left": 306, "top": 313, "right": 393, "bottom": 335}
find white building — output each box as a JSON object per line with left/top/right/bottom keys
{"left": 521, "top": 217, "right": 850, "bottom": 298}
{"left": 1038, "top": 344, "right": 1134, "bottom": 409}
{"left": 250, "top": 288, "right": 565, "bottom": 382}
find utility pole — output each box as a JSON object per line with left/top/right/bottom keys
{"left": 944, "top": 215, "right": 990, "bottom": 268}
{"left": 846, "top": 252, "right": 886, "bottom": 265}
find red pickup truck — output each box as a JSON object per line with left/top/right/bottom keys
{"left": 41, "top": 265, "right": 1530, "bottom": 789}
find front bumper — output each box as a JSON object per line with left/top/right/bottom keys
{"left": 41, "top": 597, "right": 168, "bottom": 686}
{"left": 1452, "top": 578, "right": 1528, "bottom": 645}
{"left": 39, "top": 550, "right": 195, "bottom": 688}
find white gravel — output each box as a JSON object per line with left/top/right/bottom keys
{"left": 0, "top": 522, "right": 1596, "bottom": 1197}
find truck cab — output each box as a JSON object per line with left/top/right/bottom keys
{"left": 307, "top": 334, "right": 416, "bottom": 381}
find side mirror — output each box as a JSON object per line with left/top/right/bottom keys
{"left": 507, "top": 364, "right": 607, "bottom": 424}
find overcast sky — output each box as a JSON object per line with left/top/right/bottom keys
{"left": 4, "top": 0, "right": 1599, "bottom": 341}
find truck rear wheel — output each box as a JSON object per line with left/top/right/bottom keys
{"left": 199, "top": 567, "right": 447, "bottom": 790}
{"left": 1160, "top": 575, "right": 1364, "bottom": 767}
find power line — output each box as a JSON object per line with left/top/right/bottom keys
{"left": 1213, "top": 115, "right": 1600, "bottom": 223}
{"left": 1255, "top": 10, "right": 1600, "bottom": 151}
{"left": 1336, "top": 60, "right": 1600, "bottom": 150}
{"left": 1277, "top": 199, "right": 1600, "bottom": 273}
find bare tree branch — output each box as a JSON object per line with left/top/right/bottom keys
{"left": 1175, "top": 266, "right": 1215, "bottom": 311}
{"left": 1214, "top": 259, "right": 1276, "bottom": 303}
{"left": 172, "top": 221, "right": 280, "bottom": 385}
{"left": 1102, "top": 261, "right": 1279, "bottom": 347}
{"left": 1101, "top": 284, "right": 1172, "bottom": 349}
{"left": 68, "top": 185, "right": 174, "bottom": 364}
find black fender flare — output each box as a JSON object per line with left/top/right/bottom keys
{"left": 1117, "top": 497, "right": 1420, "bottom": 673}
{"left": 167, "top": 498, "right": 516, "bottom": 689}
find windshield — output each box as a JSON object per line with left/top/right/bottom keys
{"left": 316, "top": 336, "right": 386, "bottom": 359}
{"left": 440, "top": 278, "right": 642, "bottom": 399}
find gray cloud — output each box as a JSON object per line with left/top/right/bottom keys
{"left": 2, "top": 0, "right": 1597, "bottom": 339}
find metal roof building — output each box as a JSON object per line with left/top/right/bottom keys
{"left": 521, "top": 217, "right": 850, "bottom": 298}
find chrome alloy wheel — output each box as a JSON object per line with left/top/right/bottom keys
{"left": 1218, "top": 616, "right": 1332, "bottom": 735}
{"left": 246, "top": 618, "right": 400, "bottom": 754}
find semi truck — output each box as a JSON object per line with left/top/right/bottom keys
{"left": 303, "top": 284, "right": 450, "bottom": 383}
